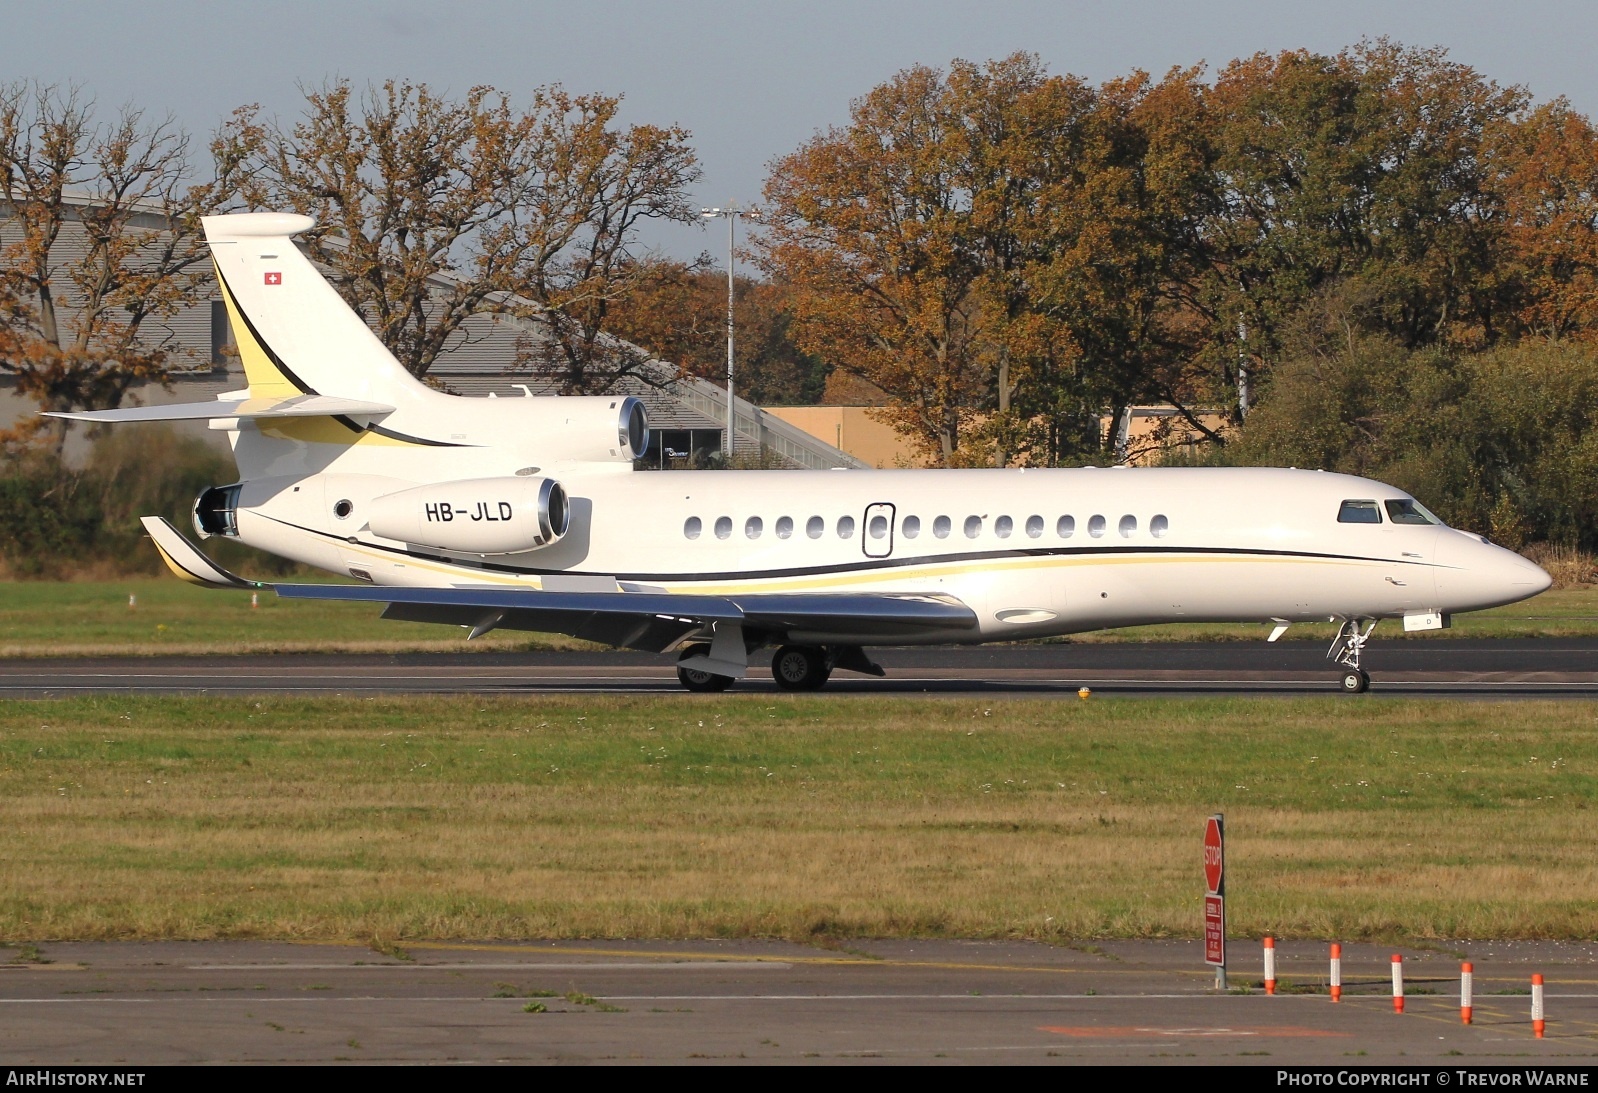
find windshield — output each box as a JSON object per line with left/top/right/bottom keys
{"left": 1337, "top": 499, "right": 1382, "bottom": 524}
{"left": 1384, "top": 498, "right": 1442, "bottom": 526}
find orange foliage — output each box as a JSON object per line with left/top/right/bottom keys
{"left": 1491, "top": 101, "right": 1598, "bottom": 340}
{"left": 0, "top": 82, "right": 245, "bottom": 451}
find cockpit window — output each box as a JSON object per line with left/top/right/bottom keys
{"left": 1337, "top": 500, "right": 1383, "bottom": 524}
{"left": 1384, "top": 498, "right": 1441, "bottom": 526}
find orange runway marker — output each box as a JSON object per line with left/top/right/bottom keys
{"left": 1330, "top": 943, "right": 1342, "bottom": 1003}
{"left": 1532, "top": 973, "right": 1545, "bottom": 1038}
{"left": 1461, "top": 962, "right": 1473, "bottom": 1025}
{"left": 1263, "top": 937, "right": 1276, "bottom": 996}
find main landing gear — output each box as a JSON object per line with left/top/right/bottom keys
{"left": 676, "top": 643, "right": 733, "bottom": 693}
{"left": 771, "top": 645, "right": 832, "bottom": 691}
{"left": 770, "top": 645, "right": 884, "bottom": 691}
{"left": 674, "top": 642, "right": 885, "bottom": 693}
{"left": 1328, "top": 618, "right": 1377, "bottom": 694}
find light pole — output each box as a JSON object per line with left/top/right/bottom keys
{"left": 701, "top": 205, "right": 759, "bottom": 459}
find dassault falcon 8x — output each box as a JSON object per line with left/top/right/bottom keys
{"left": 52, "top": 212, "right": 1552, "bottom": 693}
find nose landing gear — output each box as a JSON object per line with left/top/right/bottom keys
{"left": 1328, "top": 618, "right": 1376, "bottom": 694}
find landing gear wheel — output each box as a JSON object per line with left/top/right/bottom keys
{"left": 1340, "top": 669, "right": 1370, "bottom": 694}
{"left": 771, "top": 644, "right": 831, "bottom": 691}
{"left": 1328, "top": 618, "right": 1377, "bottom": 695}
{"left": 676, "top": 643, "right": 733, "bottom": 693}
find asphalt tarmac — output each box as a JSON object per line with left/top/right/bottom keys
{"left": 2, "top": 939, "right": 1593, "bottom": 1065}
{"left": 3, "top": 639, "right": 1597, "bottom": 697}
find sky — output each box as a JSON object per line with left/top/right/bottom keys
{"left": 5, "top": 1, "right": 1597, "bottom": 262}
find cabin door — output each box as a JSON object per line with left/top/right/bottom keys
{"left": 863, "top": 502, "right": 895, "bottom": 558}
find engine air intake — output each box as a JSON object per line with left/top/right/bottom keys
{"left": 193, "top": 484, "right": 242, "bottom": 538}
{"left": 619, "top": 396, "right": 649, "bottom": 460}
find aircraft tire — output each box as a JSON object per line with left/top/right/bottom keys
{"left": 676, "top": 643, "right": 733, "bottom": 693}
{"left": 1339, "top": 669, "right": 1370, "bottom": 694}
{"left": 771, "top": 644, "right": 829, "bottom": 691}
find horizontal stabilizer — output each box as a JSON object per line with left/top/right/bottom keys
{"left": 140, "top": 517, "right": 262, "bottom": 590}
{"left": 45, "top": 394, "right": 395, "bottom": 424}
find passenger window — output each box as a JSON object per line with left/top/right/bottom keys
{"left": 1119, "top": 514, "right": 1137, "bottom": 538}
{"left": 964, "top": 515, "right": 982, "bottom": 539}
{"left": 995, "top": 515, "right": 1013, "bottom": 539}
{"left": 776, "top": 516, "right": 793, "bottom": 539}
{"left": 1026, "top": 515, "right": 1043, "bottom": 538}
{"left": 684, "top": 516, "right": 702, "bottom": 540}
{"left": 714, "top": 516, "right": 732, "bottom": 540}
{"left": 745, "top": 516, "right": 763, "bottom": 539}
{"left": 933, "top": 516, "right": 951, "bottom": 539}
{"left": 869, "top": 514, "right": 888, "bottom": 539}
{"left": 838, "top": 515, "right": 856, "bottom": 539}
{"left": 1338, "top": 500, "right": 1383, "bottom": 524}
{"left": 1385, "top": 499, "right": 1440, "bottom": 525}
{"left": 1057, "top": 515, "right": 1075, "bottom": 538}
{"left": 1088, "top": 515, "right": 1106, "bottom": 538}
{"left": 806, "top": 516, "right": 824, "bottom": 539}
{"left": 903, "top": 515, "right": 921, "bottom": 539}
{"left": 1150, "top": 514, "right": 1169, "bottom": 538}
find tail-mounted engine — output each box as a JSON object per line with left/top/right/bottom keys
{"left": 490, "top": 394, "right": 649, "bottom": 463}
{"left": 367, "top": 476, "right": 569, "bottom": 555}
{"left": 194, "top": 483, "right": 242, "bottom": 538}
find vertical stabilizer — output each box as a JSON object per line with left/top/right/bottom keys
{"left": 204, "top": 213, "right": 428, "bottom": 408}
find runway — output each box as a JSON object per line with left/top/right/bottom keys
{"left": 2, "top": 639, "right": 1597, "bottom": 697}
{"left": 2, "top": 938, "right": 1593, "bottom": 1065}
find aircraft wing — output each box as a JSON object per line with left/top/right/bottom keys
{"left": 139, "top": 516, "right": 977, "bottom": 656}
{"left": 45, "top": 394, "right": 394, "bottom": 424}
{"left": 274, "top": 583, "right": 979, "bottom": 653}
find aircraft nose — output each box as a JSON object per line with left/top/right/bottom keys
{"left": 1513, "top": 553, "right": 1554, "bottom": 596}
{"left": 1434, "top": 530, "right": 1550, "bottom": 610}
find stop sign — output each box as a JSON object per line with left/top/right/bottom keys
{"left": 1203, "top": 815, "right": 1224, "bottom": 895}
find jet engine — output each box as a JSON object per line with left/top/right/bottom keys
{"left": 488, "top": 395, "right": 650, "bottom": 463}
{"left": 367, "top": 476, "right": 569, "bottom": 554}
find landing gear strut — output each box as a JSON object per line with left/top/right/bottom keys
{"left": 1328, "top": 618, "right": 1376, "bottom": 694}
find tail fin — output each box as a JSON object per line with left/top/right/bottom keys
{"left": 204, "top": 213, "right": 427, "bottom": 407}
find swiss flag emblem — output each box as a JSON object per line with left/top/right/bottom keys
{"left": 264, "top": 271, "right": 282, "bottom": 285}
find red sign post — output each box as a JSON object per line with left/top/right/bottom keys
{"left": 1204, "top": 814, "right": 1226, "bottom": 988}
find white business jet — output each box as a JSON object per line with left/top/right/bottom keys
{"left": 52, "top": 212, "right": 1551, "bottom": 693}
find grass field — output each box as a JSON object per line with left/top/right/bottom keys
{"left": 1, "top": 579, "right": 1597, "bottom": 657}
{"left": 0, "top": 578, "right": 591, "bottom": 656}
{"left": 1, "top": 693, "right": 1593, "bottom": 943}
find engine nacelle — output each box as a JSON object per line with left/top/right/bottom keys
{"left": 487, "top": 394, "right": 650, "bottom": 463}
{"left": 368, "top": 476, "right": 569, "bottom": 554}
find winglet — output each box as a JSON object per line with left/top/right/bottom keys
{"left": 140, "top": 516, "right": 265, "bottom": 590}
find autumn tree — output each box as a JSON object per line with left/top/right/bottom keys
{"left": 761, "top": 54, "right": 1198, "bottom": 465}
{"left": 0, "top": 82, "right": 244, "bottom": 451}
{"left": 602, "top": 260, "right": 826, "bottom": 405}
{"left": 998, "top": 67, "right": 1213, "bottom": 464}
{"left": 1488, "top": 98, "right": 1598, "bottom": 341}
{"left": 1164, "top": 42, "right": 1527, "bottom": 424}
{"left": 761, "top": 61, "right": 1008, "bottom": 464}
{"left": 224, "top": 79, "right": 700, "bottom": 390}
